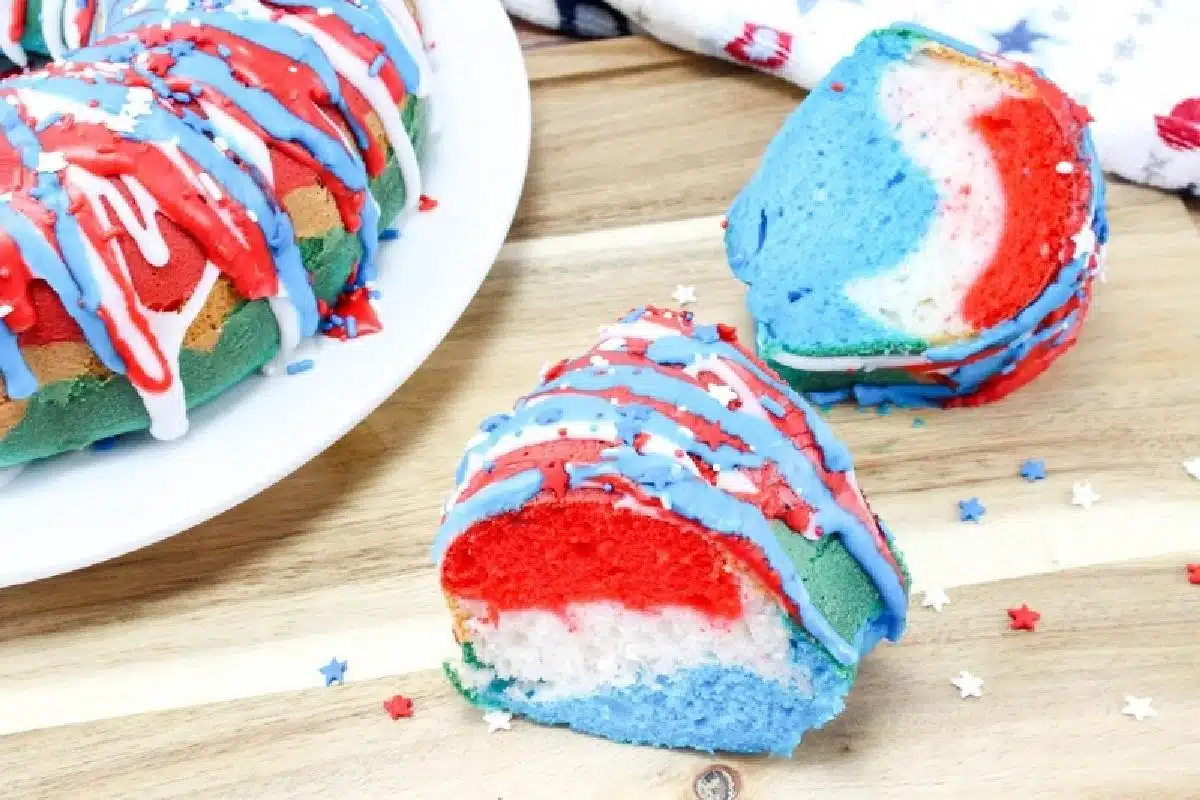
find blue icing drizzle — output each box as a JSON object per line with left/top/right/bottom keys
{"left": 0, "top": 319, "right": 37, "bottom": 399}
{"left": 759, "top": 394, "right": 785, "bottom": 417}
{"left": 726, "top": 29, "right": 934, "bottom": 353}
{"left": 434, "top": 470, "right": 544, "bottom": 559}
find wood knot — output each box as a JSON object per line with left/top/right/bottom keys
{"left": 693, "top": 764, "right": 741, "bottom": 800}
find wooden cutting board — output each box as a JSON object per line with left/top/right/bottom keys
{"left": 2, "top": 34, "right": 1199, "bottom": 799}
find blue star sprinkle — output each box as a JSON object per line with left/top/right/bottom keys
{"left": 958, "top": 498, "right": 986, "bottom": 523}
{"left": 319, "top": 658, "right": 348, "bottom": 686}
{"left": 991, "top": 19, "right": 1050, "bottom": 55}
{"left": 1019, "top": 459, "right": 1047, "bottom": 481}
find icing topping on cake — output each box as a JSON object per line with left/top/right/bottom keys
{"left": 0, "top": 0, "right": 427, "bottom": 439}
{"left": 435, "top": 307, "right": 909, "bottom": 666}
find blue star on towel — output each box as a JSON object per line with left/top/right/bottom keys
{"left": 1019, "top": 459, "right": 1047, "bottom": 481}
{"left": 957, "top": 498, "right": 986, "bottom": 523}
{"left": 991, "top": 19, "right": 1050, "bottom": 55}
{"left": 319, "top": 658, "right": 348, "bottom": 686}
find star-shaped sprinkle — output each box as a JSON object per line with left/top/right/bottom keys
{"left": 1142, "top": 152, "right": 1169, "bottom": 184}
{"left": 1051, "top": 5, "right": 1069, "bottom": 22}
{"left": 958, "top": 497, "right": 986, "bottom": 523}
{"left": 1114, "top": 36, "right": 1137, "bottom": 59}
{"left": 1183, "top": 458, "right": 1200, "bottom": 480}
{"left": 1020, "top": 459, "right": 1046, "bottom": 481}
{"left": 1098, "top": 69, "right": 1118, "bottom": 86}
{"left": 383, "top": 694, "right": 414, "bottom": 720}
{"left": 951, "top": 670, "right": 984, "bottom": 699}
{"left": 484, "top": 710, "right": 513, "bottom": 733}
{"left": 707, "top": 383, "right": 739, "bottom": 408}
{"left": 672, "top": 284, "right": 697, "bottom": 306}
{"left": 991, "top": 19, "right": 1050, "bottom": 55}
{"left": 589, "top": 355, "right": 610, "bottom": 368}
{"left": 1071, "top": 481, "right": 1100, "bottom": 510}
{"left": 1007, "top": 604, "right": 1041, "bottom": 631}
{"left": 1186, "top": 564, "right": 1200, "bottom": 585}
{"left": 921, "top": 586, "right": 951, "bottom": 612}
{"left": 1121, "top": 696, "right": 1156, "bottom": 721}
{"left": 319, "top": 657, "right": 347, "bottom": 686}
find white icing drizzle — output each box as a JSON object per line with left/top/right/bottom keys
{"left": 769, "top": 350, "right": 934, "bottom": 373}
{"left": 198, "top": 99, "right": 276, "bottom": 187}
{"left": 41, "top": 0, "right": 65, "bottom": 61}
{"left": 0, "top": 0, "right": 27, "bottom": 67}
{"left": 378, "top": 0, "right": 431, "bottom": 97}
{"left": 685, "top": 354, "right": 767, "bottom": 419}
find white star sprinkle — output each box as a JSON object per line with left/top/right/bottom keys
{"left": 537, "top": 361, "right": 552, "bottom": 382}
{"left": 951, "top": 671, "right": 984, "bottom": 699}
{"left": 707, "top": 383, "right": 739, "bottom": 408}
{"left": 1183, "top": 458, "right": 1200, "bottom": 481}
{"left": 0, "top": 304, "right": 11, "bottom": 319}
{"left": 589, "top": 355, "right": 609, "bottom": 368}
{"left": 1121, "top": 696, "right": 1156, "bottom": 721}
{"left": 1071, "top": 480, "right": 1100, "bottom": 510}
{"left": 672, "top": 284, "right": 697, "bottom": 306}
{"left": 921, "top": 587, "right": 950, "bottom": 613}
{"left": 484, "top": 710, "right": 513, "bottom": 733}
{"left": 1055, "top": 161, "right": 1075, "bottom": 174}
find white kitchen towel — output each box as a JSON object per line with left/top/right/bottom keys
{"left": 507, "top": 0, "right": 1200, "bottom": 194}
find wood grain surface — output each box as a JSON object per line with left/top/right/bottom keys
{"left": 3, "top": 32, "right": 1200, "bottom": 800}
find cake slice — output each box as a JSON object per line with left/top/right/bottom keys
{"left": 725, "top": 24, "right": 1107, "bottom": 407}
{"left": 434, "top": 307, "right": 909, "bottom": 755}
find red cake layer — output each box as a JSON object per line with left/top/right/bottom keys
{"left": 441, "top": 497, "right": 746, "bottom": 620}
{"left": 961, "top": 77, "right": 1091, "bottom": 331}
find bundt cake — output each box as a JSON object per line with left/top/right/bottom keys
{"left": 725, "top": 24, "right": 1108, "bottom": 407}
{"left": 0, "top": 0, "right": 429, "bottom": 467}
{"left": 435, "top": 306, "right": 909, "bottom": 755}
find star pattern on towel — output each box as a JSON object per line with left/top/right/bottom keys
{"left": 991, "top": 19, "right": 1050, "bottom": 55}
{"left": 1114, "top": 36, "right": 1137, "bottom": 60}
{"left": 1121, "top": 696, "right": 1156, "bottom": 721}
{"left": 951, "top": 670, "right": 984, "bottom": 699}
{"left": 1142, "top": 152, "right": 1169, "bottom": 184}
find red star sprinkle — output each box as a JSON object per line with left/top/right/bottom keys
{"left": 720, "top": 218, "right": 728, "bottom": 229}
{"left": 830, "top": 81, "right": 845, "bottom": 92}
{"left": 1187, "top": 564, "right": 1200, "bottom": 585}
{"left": 418, "top": 194, "right": 439, "bottom": 212}
{"left": 1007, "top": 604, "right": 1041, "bottom": 632}
{"left": 384, "top": 695, "right": 414, "bottom": 720}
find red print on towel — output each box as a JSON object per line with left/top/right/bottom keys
{"left": 1155, "top": 98, "right": 1200, "bottom": 151}
{"left": 724, "top": 23, "right": 792, "bottom": 71}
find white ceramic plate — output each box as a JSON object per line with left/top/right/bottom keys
{"left": 0, "top": 0, "right": 531, "bottom": 587}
